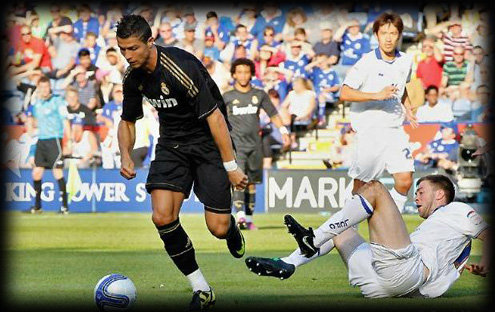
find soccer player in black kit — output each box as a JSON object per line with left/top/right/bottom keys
{"left": 223, "top": 58, "right": 290, "bottom": 230}
{"left": 116, "top": 15, "right": 248, "bottom": 310}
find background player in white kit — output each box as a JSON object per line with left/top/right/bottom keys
{"left": 340, "top": 12, "right": 419, "bottom": 213}
{"left": 246, "top": 174, "right": 490, "bottom": 298}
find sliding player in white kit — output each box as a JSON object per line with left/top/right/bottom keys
{"left": 246, "top": 174, "right": 490, "bottom": 298}
{"left": 340, "top": 12, "right": 418, "bottom": 213}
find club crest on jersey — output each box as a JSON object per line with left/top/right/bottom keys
{"left": 138, "top": 85, "right": 143, "bottom": 91}
{"left": 252, "top": 95, "right": 258, "bottom": 104}
{"left": 161, "top": 82, "right": 170, "bottom": 95}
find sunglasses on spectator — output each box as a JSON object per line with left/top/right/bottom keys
{"left": 160, "top": 29, "right": 172, "bottom": 32}
{"left": 50, "top": 9, "right": 60, "bottom": 13}
{"left": 453, "top": 53, "right": 464, "bottom": 56}
{"left": 21, "top": 32, "right": 32, "bottom": 35}
{"left": 264, "top": 33, "right": 274, "bottom": 37}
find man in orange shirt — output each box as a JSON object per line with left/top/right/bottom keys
{"left": 11, "top": 24, "right": 52, "bottom": 76}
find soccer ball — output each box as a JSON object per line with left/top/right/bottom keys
{"left": 94, "top": 274, "right": 137, "bottom": 311}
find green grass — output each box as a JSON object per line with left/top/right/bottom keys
{"left": 5, "top": 212, "right": 489, "bottom": 312}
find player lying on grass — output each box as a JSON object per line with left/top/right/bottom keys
{"left": 246, "top": 174, "right": 490, "bottom": 298}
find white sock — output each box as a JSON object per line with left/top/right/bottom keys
{"left": 245, "top": 215, "right": 253, "bottom": 223}
{"left": 389, "top": 187, "right": 407, "bottom": 214}
{"left": 281, "top": 239, "right": 335, "bottom": 267}
{"left": 313, "top": 195, "right": 373, "bottom": 248}
{"left": 186, "top": 269, "right": 210, "bottom": 292}
{"left": 236, "top": 211, "right": 246, "bottom": 221}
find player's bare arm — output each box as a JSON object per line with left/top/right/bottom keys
{"left": 270, "top": 114, "right": 291, "bottom": 148}
{"left": 466, "top": 228, "right": 490, "bottom": 277}
{"left": 401, "top": 88, "right": 419, "bottom": 128}
{"left": 117, "top": 119, "right": 137, "bottom": 180}
{"left": 206, "top": 108, "right": 248, "bottom": 190}
{"left": 340, "top": 84, "right": 398, "bottom": 102}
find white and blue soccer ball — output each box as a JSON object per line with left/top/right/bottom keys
{"left": 94, "top": 274, "right": 137, "bottom": 311}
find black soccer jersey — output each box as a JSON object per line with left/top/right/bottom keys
{"left": 223, "top": 86, "right": 278, "bottom": 149}
{"left": 121, "top": 45, "right": 230, "bottom": 144}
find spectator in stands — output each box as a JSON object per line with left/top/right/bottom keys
{"left": 99, "top": 5, "right": 123, "bottom": 40}
{"left": 68, "top": 117, "right": 99, "bottom": 168}
{"left": 235, "top": 5, "right": 258, "bottom": 33}
{"left": 10, "top": 24, "right": 52, "bottom": 76}
{"left": 260, "top": 89, "right": 291, "bottom": 169}
{"left": 155, "top": 21, "right": 179, "bottom": 47}
{"left": 73, "top": 4, "right": 99, "bottom": 43}
{"left": 98, "top": 83, "right": 122, "bottom": 169}
{"left": 177, "top": 23, "right": 204, "bottom": 60}
{"left": 204, "top": 34, "right": 221, "bottom": 62}
{"left": 257, "top": 66, "right": 290, "bottom": 101}
{"left": 282, "top": 7, "right": 312, "bottom": 44}
{"left": 76, "top": 48, "right": 98, "bottom": 80}
{"left": 250, "top": 3, "right": 285, "bottom": 45}
{"left": 306, "top": 53, "right": 340, "bottom": 126}
{"left": 324, "top": 124, "right": 356, "bottom": 169}
{"left": 334, "top": 19, "right": 371, "bottom": 66}
{"left": 222, "top": 24, "right": 258, "bottom": 61}
{"left": 254, "top": 45, "right": 285, "bottom": 80}
{"left": 313, "top": 22, "right": 340, "bottom": 65}
{"left": 442, "top": 46, "right": 470, "bottom": 99}
{"left": 415, "top": 124, "right": 459, "bottom": 173}
{"left": 415, "top": 85, "right": 454, "bottom": 123}
{"left": 153, "top": 5, "right": 181, "bottom": 40}
{"left": 311, "top": 3, "right": 346, "bottom": 33}
{"left": 63, "top": 65, "right": 99, "bottom": 110}
{"left": 205, "top": 11, "right": 230, "bottom": 50}
{"left": 46, "top": 27, "right": 80, "bottom": 93}
{"left": 65, "top": 85, "right": 97, "bottom": 129}
{"left": 280, "top": 40, "right": 311, "bottom": 81}
{"left": 465, "top": 46, "right": 488, "bottom": 97}
{"left": 203, "top": 56, "right": 231, "bottom": 94}
{"left": 470, "top": 21, "right": 490, "bottom": 52}
{"left": 82, "top": 31, "right": 101, "bottom": 65}
{"left": 428, "top": 17, "right": 473, "bottom": 62}
{"left": 259, "top": 25, "right": 283, "bottom": 51}
{"left": 282, "top": 77, "right": 316, "bottom": 147}
{"left": 181, "top": 7, "right": 204, "bottom": 41}
{"left": 416, "top": 36, "right": 444, "bottom": 89}
{"left": 459, "top": 85, "right": 493, "bottom": 122}
{"left": 45, "top": 4, "right": 73, "bottom": 45}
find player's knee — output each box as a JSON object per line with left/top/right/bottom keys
{"left": 152, "top": 212, "right": 177, "bottom": 228}
{"left": 206, "top": 219, "right": 230, "bottom": 239}
{"left": 395, "top": 176, "right": 413, "bottom": 193}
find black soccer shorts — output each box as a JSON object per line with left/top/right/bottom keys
{"left": 146, "top": 139, "right": 232, "bottom": 214}
{"left": 34, "top": 138, "right": 64, "bottom": 169}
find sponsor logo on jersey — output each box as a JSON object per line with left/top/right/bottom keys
{"left": 232, "top": 104, "right": 258, "bottom": 115}
{"left": 138, "top": 85, "right": 143, "bottom": 91}
{"left": 143, "top": 95, "right": 178, "bottom": 109}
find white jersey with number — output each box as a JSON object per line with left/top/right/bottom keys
{"left": 410, "top": 202, "right": 488, "bottom": 298}
{"left": 343, "top": 48, "right": 413, "bottom": 132}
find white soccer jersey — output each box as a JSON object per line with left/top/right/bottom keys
{"left": 410, "top": 202, "right": 488, "bottom": 298}
{"left": 343, "top": 48, "right": 413, "bottom": 132}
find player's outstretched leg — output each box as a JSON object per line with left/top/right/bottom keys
{"left": 245, "top": 257, "right": 295, "bottom": 280}
{"left": 187, "top": 288, "right": 216, "bottom": 311}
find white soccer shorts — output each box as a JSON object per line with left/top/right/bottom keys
{"left": 348, "top": 127, "right": 414, "bottom": 181}
{"left": 347, "top": 242, "right": 425, "bottom": 298}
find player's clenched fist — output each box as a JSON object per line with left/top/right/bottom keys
{"left": 120, "top": 156, "right": 137, "bottom": 180}
{"left": 228, "top": 167, "right": 248, "bottom": 190}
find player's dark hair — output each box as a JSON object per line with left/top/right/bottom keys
{"left": 38, "top": 76, "right": 50, "bottom": 85}
{"left": 206, "top": 11, "right": 218, "bottom": 19}
{"left": 116, "top": 14, "right": 152, "bottom": 43}
{"left": 230, "top": 58, "right": 255, "bottom": 76}
{"left": 417, "top": 175, "right": 456, "bottom": 204}
{"left": 425, "top": 85, "right": 439, "bottom": 94}
{"left": 373, "top": 12, "right": 404, "bottom": 35}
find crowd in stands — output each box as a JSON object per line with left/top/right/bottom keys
{"left": 3, "top": 2, "right": 492, "bottom": 170}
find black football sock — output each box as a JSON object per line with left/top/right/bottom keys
{"left": 156, "top": 218, "right": 199, "bottom": 276}
{"left": 57, "top": 178, "right": 68, "bottom": 208}
{"left": 33, "top": 180, "right": 42, "bottom": 208}
{"left": 245, "top": 188, "right": 256, "bottom": 216}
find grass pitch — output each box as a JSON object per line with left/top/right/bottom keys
{"left": 4, "top": 212, "right": 489, "bottom": 312}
